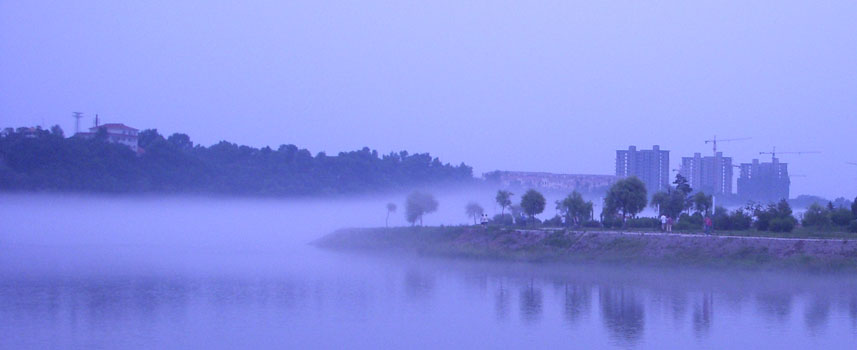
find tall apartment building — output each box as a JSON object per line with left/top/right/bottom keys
{"left": 737, "top": 158, "right": 790, "bottom": 203}
{"left": 615, "top": 145, "right": 670, "bottom": 194}
{"left": 679, "top": 152, "right": 733, "bottom": 195}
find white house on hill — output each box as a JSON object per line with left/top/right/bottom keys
{"left": 75, "top": 123, "right": 140, "bottom": 153}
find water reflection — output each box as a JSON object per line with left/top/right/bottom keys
{"left": 804, "top": 297, "right": 830, "bottom": 335}
{"left": 692, "top": 292, "right": 713, "bottom": 337}
{"left": 756, "top": 292, "right": 792, "bottom": 323}
{"left": 494, "top": 282, "right": 511, "bottom": 321}
{"left": 563, "top": 284, "right": 591, "bottom": 326}
{"left": 4, "top": 262, "right": 857, "bottom": 349}
{"left": 851, "top": 297, "right": 857, "bottom": 327}
{"left": 404, "top": 269, "right": 434, "bottom": 301}
{"left": 519, "top": 280, "right": 543, "bottom": 324}
{"left": 599, "top": 287, "right": 645, "bottom": 346}
{"left": 669, "top": 291, "right": 688, "bottom": 327}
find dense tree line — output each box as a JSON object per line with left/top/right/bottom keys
{"left": 474, "top": 175, "right": 857, "bottom": 234}
{"left": 801, "top": 200, "right": 857, "bottom": 232}
{"left": 0, "top": 126, "right": 473, "bottom": 195}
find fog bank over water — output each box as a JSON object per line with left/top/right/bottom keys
{"left": 2, "top": 194, "right": 857, "bottom": 349}
{"left": 0, "top": 191, "right": 484, "bottom": 273}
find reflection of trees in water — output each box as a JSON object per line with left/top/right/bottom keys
{"left": 494, "top": 281, "right": 510, "bottom": 321}
{"left": 271, "top": 280, "right": 306, "bottom": 309}
{"left": 563, "top": 284, "right": 591, "bottom": 326}
{"left": 692, "top": 292, "right": 713, "bottom": 337}
{"left": 850, "top": 296, "right": 857, "bottom": 327}
{"left": 404, "top": 270, "right": 434, "bottom": 301}
{"left": 669, "top": 291, "right": 688, "bottom": 325}
{"left": 519, "top": 281, "right": 543, "bottom": 324}
{"left": 0, "top": 278, "right": 195, "bottom": 329}
{"left": 718, "top": 291, "right": 746, "bottom": 315}
{"left": 599, "top": 287, "right": 645, "bottom": 346}
{"left": 803, "top": 297, "right": 830, "bottom": 335}
{"left": 464, "top": 274, "right": 489, "bottom": 292}
{"left": 0, "top": 281, "right": 65, "bottom": 324}
{"left": 755, "top": 293, "right": 792, "bottom": 323}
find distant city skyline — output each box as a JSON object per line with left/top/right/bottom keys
{"left": 2, "top": 1, "right": 855, "bottom": 199}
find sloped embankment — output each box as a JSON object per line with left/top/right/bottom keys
{"left": 315, "top": 227, "right": 857, "bottom": 270}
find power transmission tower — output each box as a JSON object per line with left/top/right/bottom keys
{"left": 72, "top": 112, "right": 84, "bottom": 134}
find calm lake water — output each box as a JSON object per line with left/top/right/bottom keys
{"left": 2, "top": 195, "right": 856, "bottom": 349}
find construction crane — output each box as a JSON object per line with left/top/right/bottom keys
{"left": 704, "top": 136, "right": 751, "bottom": 156}
{"left": 758, "top": 147, "right": 820, "bottom": 162}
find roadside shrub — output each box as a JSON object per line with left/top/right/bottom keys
{"left": 582, "top": 220, "right": 601, "bottom": 228}
{"left": 849, "top": 220, "right": 857, "bottom": 233}
{"left": 729, "top": 209, "right": 752, "bottom": 230}
{"left": 492, "top": 214, "right": 513, "bottom": 225}
{"left": 522, "top": 217, "right": 542, "bottom": 227}
{"left": 831, "top": 208, "right": 854, "bottom": 226}
{"left": 753, "top": 205, "right": 774, "bottom": 231}
{"left": 750, "top": 200, "right": 798, "bottom": 232}
{"left": 678, "top": 213, "right": 703, "bottom": 229}
{"left": 601, "top": 215, "right": 623, "bottom": 229}
{"left": 713, "top": 208, "right": 731, "bottom": 230}
{"left": 713, "top": 215, "right": 731, "bottom": 230}
{"left": 769, "top": 217, "right": 795, "bottom": 232}
{"left": 514, "top": 215, "right": 530, "bottom": 227}
{"left": 754, "top": 214, "right": 770, "bottom": 231}
{"left": 801, "top": 203, "right": 830, "bottom": 227}
{"left": 626, "top": 217, "right": 660, "bottom": 229}
{"left": 674, "top": 219, "right": 696, "bottom": 231}
{"left": 543, "top": 215, "right": 563, "bottom": 227}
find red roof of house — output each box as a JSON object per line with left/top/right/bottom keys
{"left": 89, "top": 123, "right": 138, "bottom": 131}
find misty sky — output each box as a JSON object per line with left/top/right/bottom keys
{"left": 2, "top": 1, "right": 855, "bottom": 198}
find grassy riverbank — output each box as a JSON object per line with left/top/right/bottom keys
{"left": 315, "top": 226, "right": 857, "bottom": 272}
{"left": 557, "top": 225, "right": 857, "bottom": 240}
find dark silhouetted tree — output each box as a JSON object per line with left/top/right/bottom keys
{"left": 386, "top": 202, "right": 397, "bottom": 228}
{"left": 604, "top": 177, "right": 648, "bottom": 223}
{"left": 557, "top": 191, "right": 593, "bottom": 227}
{"left": 520, "top": 189, "right": 546, "bottom": 225}
{"left": 496, "top": 190, "right": 513, "bottom": 217}
{"left": 137, "top": 129, "right": 165, "bottom": 149}
{"left": 673, "top": 174, "right": 692, "bottom": 195}
{"left": 465, "top": 202, "right": 484, "bottom": 225}
{"left": 49, "top": 125, "right": 64, "bottom": 138}
{"left": 852, "top": 196, "right": 857, "bottom": 217}
{"left": 405, "top": 191, "right": 438, "bottom": 226}
{"left": 692, "top": 192, "right": 713, "bottom": 215}
{"left": 167, "top": 133, "right": 193, "bottom": 149}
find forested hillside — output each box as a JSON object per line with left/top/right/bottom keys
{"left": 0, "top": 126, "right": 473, "bottom": 195}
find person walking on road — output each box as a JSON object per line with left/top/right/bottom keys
{"left": 666, "top": 216, "right": 674, "bottom": 233}
{"left": 660, "top": 214, "right": 667, "bottom": 231}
